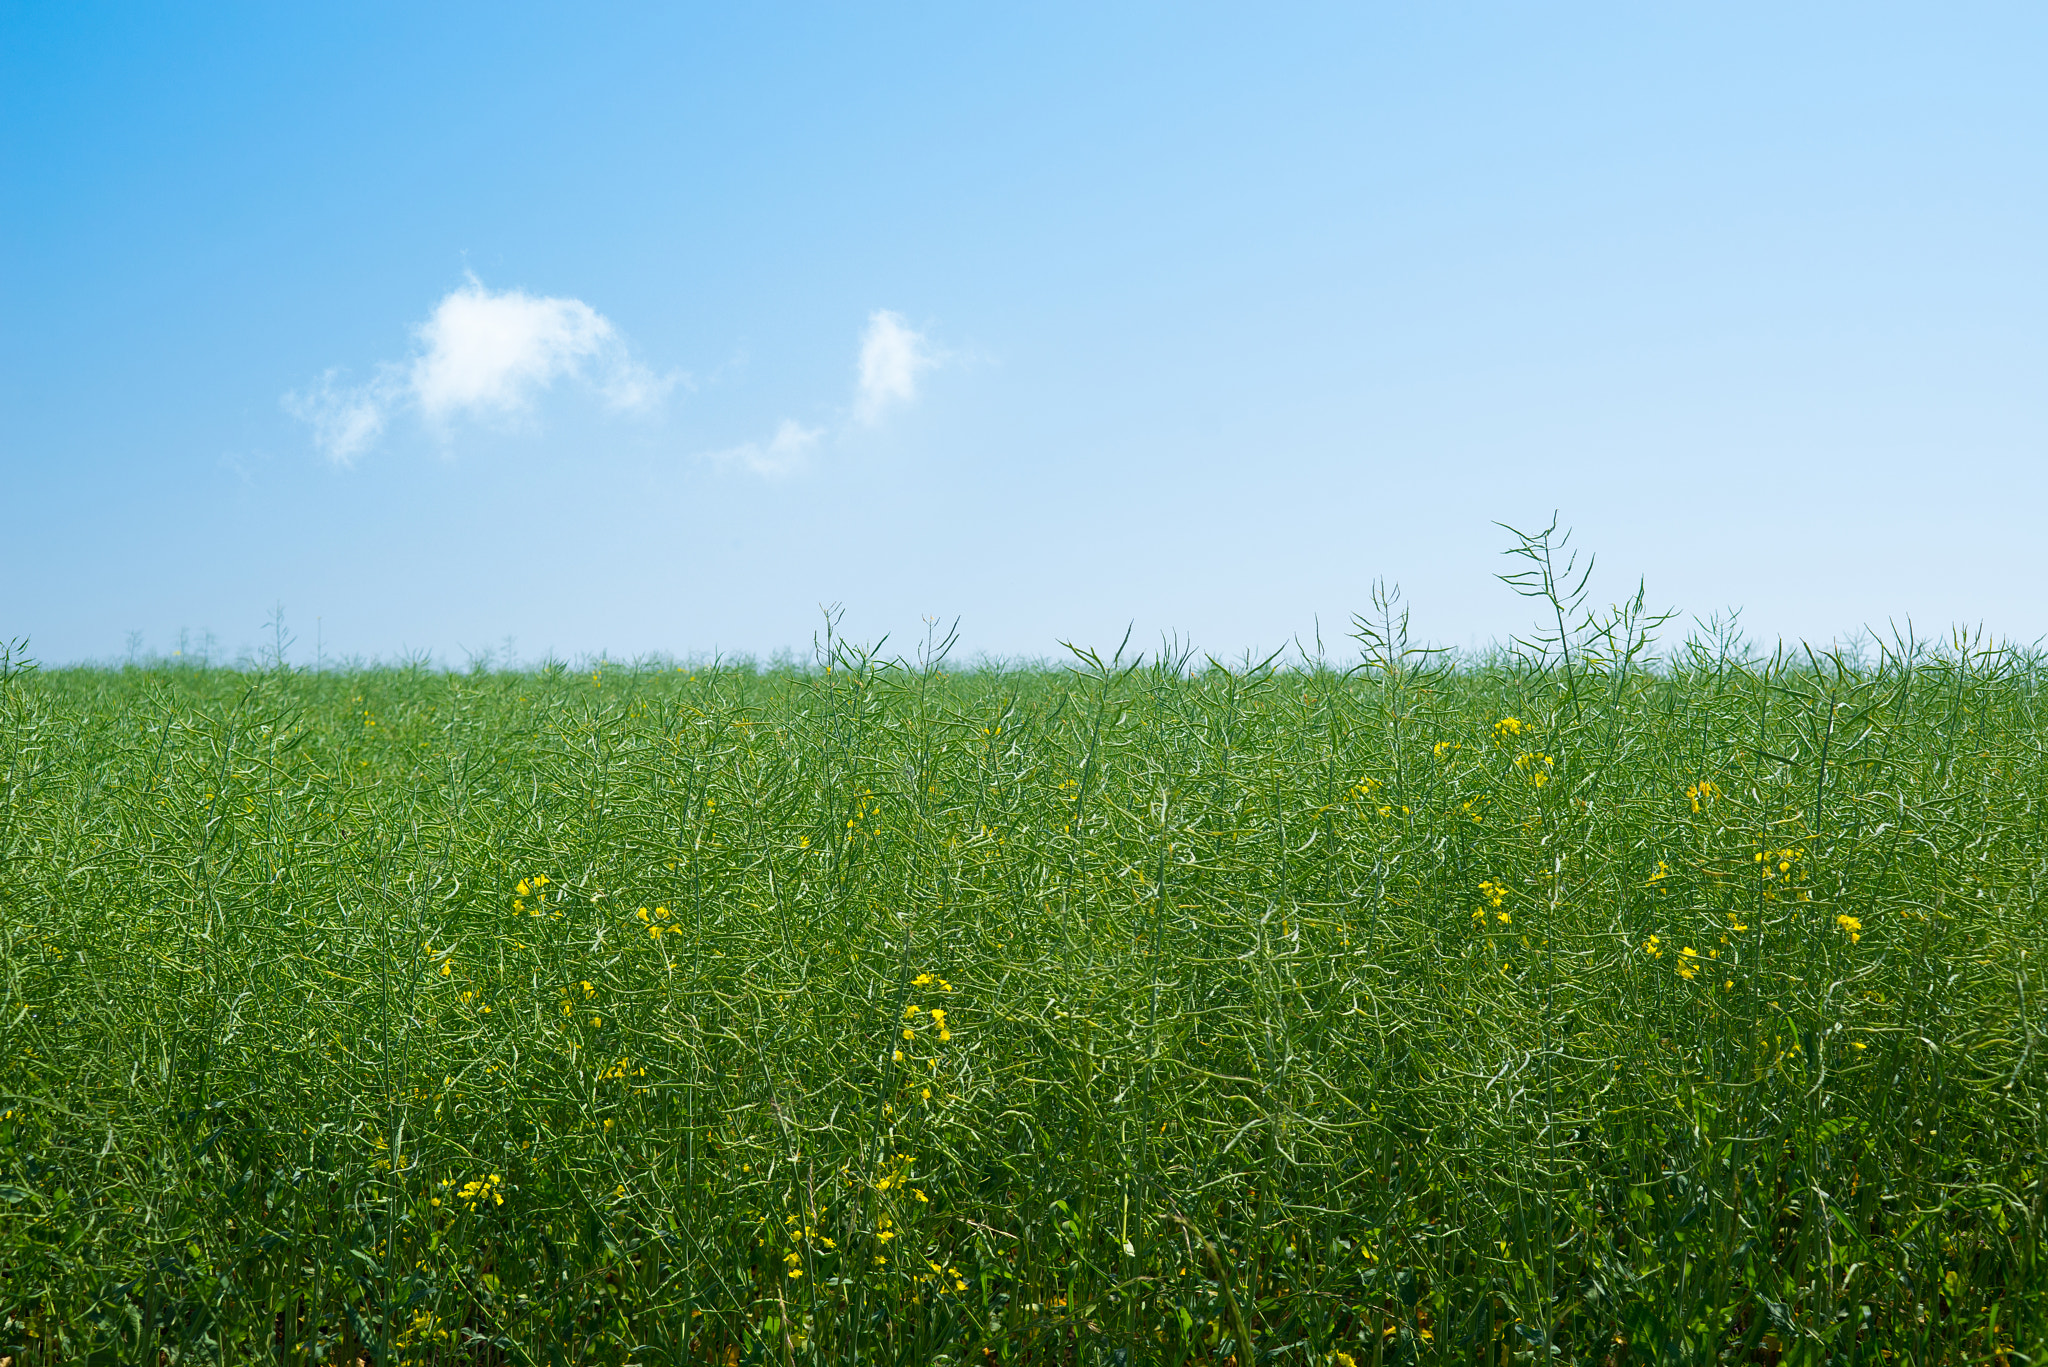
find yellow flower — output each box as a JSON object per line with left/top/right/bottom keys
{"left": 1836, "top": 914, "right": 1863, "bottom": 943}
{"left": 1493, "top": 717, "right": 1524, "bottom": 741}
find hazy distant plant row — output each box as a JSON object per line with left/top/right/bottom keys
{"left": 4, "top": 548, "right": 2046, "bottom": 1364}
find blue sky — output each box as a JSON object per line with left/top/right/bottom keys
{"left": 4, "top": 4, "right": 2043, "bottom": 665}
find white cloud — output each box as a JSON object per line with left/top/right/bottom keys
{"left": 410, "top": 280, "right": 615, "bottom": 421}
{"left": 706, "top": 309, "right": 947, "bottom": 479}
{"left": 281, "top": 367, "right": 400, "bottom": 466}
{"left": 287, "top": 276, "right": 679, "bottom": 463}
{"left": 706, "top": 419, "right": 822, "bottom": 478}
{"left": 854, "top": 309, "right": 936, "bottom": 425}
{"left": 599, "top": 357, "right": 683, "bottom": 415}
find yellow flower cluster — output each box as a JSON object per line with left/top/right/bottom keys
{"left": 873, "top": 1152, "right": 918, "bottom": 1196}
{"left": 847, "top": 789, "right": 881, "bottom": 839}
{"left": 635, "top": 905, "right": 673, "bottom": 938}
{"left": 781, "top": 1212, "right": 837, "bottom": 1278}
{"left": 1755, "top": 846, "right": 1811, "bottom": 902}
{"left": 513, "top": 873, "right": 552, "bottom": 917}
{"left": 1686, "top": 780, "right": 1718, "bottom": 813}
{"left": 1473, "top": 880, "right": 1510, "bottom": 925}
{"left": 1837, "top": 914, "right": 1863, "bottom": 943}
{"left": 439, "top": 1173, "right": 504, "bottom": 1211}
{"left": 1757, "top": 847, "right": 1804, "bottom": 878}
{"left": 901, "top": 1001, "right": 953, "bottom": 1044}
{"left": 399, "top": 1307, "right": 450, "bottom": 1353}
{"left": 1493, "top": 717, "right": 1524, "bottom": 742}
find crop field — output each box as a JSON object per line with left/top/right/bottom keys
{"left": 3, "top": 597, "right": 2047, "bottom": 1364}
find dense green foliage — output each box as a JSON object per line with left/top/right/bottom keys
{"left": 3, "top": 616, "right": 2045, "bottom": 1364}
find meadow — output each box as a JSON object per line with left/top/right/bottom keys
{"left": 4, "top": 580, "right": 2046, "bottom": 1364}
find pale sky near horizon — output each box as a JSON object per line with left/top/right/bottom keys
{"left": 4, "top": 4, "right": 2043, "bottom": 667}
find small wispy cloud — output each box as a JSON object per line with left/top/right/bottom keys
{"left": 282, "top": 368, "right": 397, "bottom": 465}
{"left": 706, "top": 310, "right": 945, "bottom": 478}
{"left": 854, "top": 309, "right": 937, "bottom": 425}
{"left": 287, "top": 276, "right": 681, "bottom": 464}
{"left": 706, "top": 419, "right": 823, "bottom": 478}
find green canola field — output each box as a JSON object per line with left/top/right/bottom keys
{"left": 3, "top": 617, "right": 2046, "bottom": 1364}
